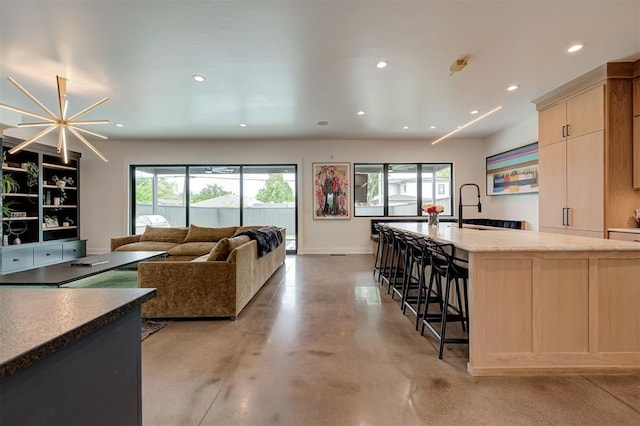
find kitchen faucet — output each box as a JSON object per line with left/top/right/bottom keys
{"left": 458, "top": 183, "right": 482, "bottom": 228}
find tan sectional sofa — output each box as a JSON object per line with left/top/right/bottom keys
{"left": 110, "top": 225, "right": 286, "bottom": 319}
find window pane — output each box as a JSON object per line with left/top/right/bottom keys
{"left": 242, "top": 165, "right": 297, "bottom": 250}
{"left": 388, "top": 164, "right": 417, "bottom": 216}
{"left": 189, "top": 166, "right": 240, "bottom": 227}
{"left": 421, "top": 164, "right": 453, "bottom": 216}
{"left": 133, "top": 166, "right": 186, "bottom": 233}
{"left": 354, "top": 164, "right": 384, "bottom": 216}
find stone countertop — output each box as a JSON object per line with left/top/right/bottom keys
{"left": 388, "top": 222, "right": 640, "bottom": 252}
{"left": 608, "top": 228, "right": 640, "bottom": 234}
{"left": 0, "top": 288, "right": 156, "bottom": 379}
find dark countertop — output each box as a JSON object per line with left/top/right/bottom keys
{"left": 0, "top": 288, "right": 156, "bottom": 379}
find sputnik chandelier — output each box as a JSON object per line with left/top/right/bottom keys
{"left": 0, "top": 75, "right": 109, "bottom": 163}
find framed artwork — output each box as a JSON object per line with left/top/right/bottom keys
{"left": 486, "top": 142, "right": 539, "bottom": 196}
{"left": 313, "top": 162, "right": 351, "bottom": 219}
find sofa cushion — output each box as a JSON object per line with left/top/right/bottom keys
{"left": 167, "top": 242, "right": 217, "bottom": 256}
{"left": 233, "top": 225, "right": 264, "bottom": 236}
{"left": 207, "top": 235, "right": 251, "bottom": 261}
{"left": 139, "top": 226, "right": 188, "bottom": 243}
{"left": 190, "top": 254, "right": 209, "bottom": 262}
{"left": 184, "top": 225, "right": 238, "bottom": 242}
{"left": 113, "top": 241, "right": 180, "bottom": 252}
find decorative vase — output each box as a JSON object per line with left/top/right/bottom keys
{"left": 429, "top": 213, "right": 439, "bottom": 227}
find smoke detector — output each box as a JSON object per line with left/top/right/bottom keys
{"left": 449, "top": 55, "right": 470, "bottom": 77}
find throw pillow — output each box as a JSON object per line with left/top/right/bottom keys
{"left": 139, "top": 226, "right": 188, "bottom": 243}
{"left": 184, "top": 225, "right": 238, "bottom": 242}
{"left": 207, "top": 235, "right": 251, "bottom": 261}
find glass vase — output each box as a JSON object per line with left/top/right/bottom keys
{"left": 429, "top": 213, "right": 439, "bottom": 227}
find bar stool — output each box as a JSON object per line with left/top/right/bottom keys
{"left": 377, "top": 225, "right": 397, "bottom": 289}
{"left": 372, "top": 223, "right": 384, "bottom": 279}
{"left": 389, "top": 229, "right": 412, "bottom": 299}
{"left": 402, "top": 237, "right": 442, "bottom": 330}
{"left": 421, "top": 240, "right": 469, "bottom": 359}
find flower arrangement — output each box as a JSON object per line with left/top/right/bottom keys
{"left": 421, "top": 203, "right": 445, "bottom": 226}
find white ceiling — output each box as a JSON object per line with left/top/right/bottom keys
{"left": 0, "top": 0, "right": 639, "bottom": 143}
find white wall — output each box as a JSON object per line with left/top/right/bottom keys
{"left": 482, "top": 115, "right": 539, "bottom": 230}
{"left": 79, "top": 137, "right": 488, "bottom": 254}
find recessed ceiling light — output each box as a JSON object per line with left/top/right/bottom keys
{"left": 317, "top": 121, "right": 329, "bottom": 126}
{"left": 239, "top": 123, "right": 247, "bottom": 127}
{"left": 403, "top": 126, "right": 409, "bottom": 130}
{"left": 430, "top": 125, "right": 436, "bottom": 129}
{"left": 507, "top": 84, "right": 519, "bottom": 91}
{"left": 357, "top": 111, "right": 365, "bottom": 116}
{"left": 470, "top": 110, "right": 479, "bottom": 115}
{"left": 115, "top": 123, "right": 124, "bottom": 127}
{"left": 567, "top": 43, "right": 584, "bottom": 53}
{"left": 192, "top": 74, "right": 206, "bottom": 82}
{"left": 376, "top": 60, "right": 388, "bottom": 69}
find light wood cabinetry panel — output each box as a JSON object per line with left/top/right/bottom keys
{"left": 566, "top": 132, "right": 604, "bottom": 232}
{"left": 566, "top": 85, "right": 605, "bottom": 138}
{"left": 608, "top": 231, "right": 640, "bottom": 242}
{"left": 535, "top": 258, "right": 589, "bottom": 353}
{"left": 478, "top": 259, "right": 533, "bottom": 353}
{"left": 565, "top": 229, "right": 604, "bottom": 239}
{"left": 538, "top": 102, "right": 566, "bottom": 147}
{"left": 634, "top": 116, "right": 640, "bottom": 189}
{"left": 633, "top": 77, "right": 640, "bottom": 117}
{"left": 538, "top": 143, "right": 566, "bottom": 231}
{"left": 597, "top": 258, "right": 640, "bottom": 352}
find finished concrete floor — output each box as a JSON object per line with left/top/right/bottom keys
{"left": 142, "top": 254, "right": 640, "bottom": 426}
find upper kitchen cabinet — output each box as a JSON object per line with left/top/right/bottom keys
{"left": 633, "top": 69, "right": 640, "bottom": 189}
{"left": 538, "top": 85, "right": 604, "bottom": 147}
{"left": 535, "top": 62, "right": 640, "bottom": 234}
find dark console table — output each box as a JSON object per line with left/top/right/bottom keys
{"left": 0, "top": 251, "right": 166, "bottom": 287}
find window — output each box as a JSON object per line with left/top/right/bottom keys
{"left": 354, "top": 164, "right": 384, "bottom": 216}
{"left": 131, "top": 164, "right": 298, "bottom": 252}
{"left": 189, "top": 166, "right": 240, "bottom": 227}
{"left": 353, "top": 163, "right": 453, "bottom": 217}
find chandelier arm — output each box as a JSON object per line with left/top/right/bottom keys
{"left": 0, "top": 103, "right": 57, "bottom": 123}
{"left": 17, "top": 122, "right": 55, "bottom": 127}
{"left": 8, "top": 125, "right": 58, "bottom": 154}
{"left": 7, "top": 76, "right": 58, "bottom": 119}
{"left": 71, "top": 120, "right": 109, "bottom": 125}
{"left": 67, "top": 127, "right": 109, "bottom": 162}
{"left": 62, "top": 129, "right": 68, "bottom": 164}
{"left": 68, "top": 125, "right": 108, "bottom": 139}
{"left": 57, "top": 76, "right": 67, "bottom": 119}
{"left": 66, "top": 97, "right": 109, "bottom": 122}
{"left": 56, "top": 126, "right": 65, "bottom": 153}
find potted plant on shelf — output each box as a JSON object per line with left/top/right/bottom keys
{"left": 25, "top": 162, "right": 39, "bottom": 188}
{"left": 1, "top": 174, "right": 19, "bottom": 218}
{"left": 52, "top": 175, "right": 74, "bottom": 204}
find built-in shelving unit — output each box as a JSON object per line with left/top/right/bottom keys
{"left": 1, "top": 136, "right": 86, "bottom": 273}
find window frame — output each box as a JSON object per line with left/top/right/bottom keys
{"left": 353, "top": 162, "right": 454, "bottom": 218}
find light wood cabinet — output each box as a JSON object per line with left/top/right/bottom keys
{"left": 535, "top": 63, "right": 640, "bottom": 234}
{"left": 634, "top": 76, "right": 640, "bottom": 189}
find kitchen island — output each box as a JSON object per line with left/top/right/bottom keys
{"left": 0, "top": 288, "right": 156, "bottom": 425}
{"left": 388, "top": 222, "right": 640, "bottom": 376}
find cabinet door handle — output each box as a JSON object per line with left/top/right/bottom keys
{"left": 562, "top": 208, "right": 566, "bottom": 226}
{"left": 12, "top": 258, "right": 19, "bottom": 262}
{"left": 566, "top": 207, "right": 571, "bottom": 227}
{"left": 45, "top": 253, "right": 50, "bottom": 256}
{"left": 633, "top": 240, "right": 640, "bottom": 243}
{"left": 561, "top": 125, "right": 566, "bottom": 138}
{"left": 566, "top": 124, "right": 570, "bottom": 137}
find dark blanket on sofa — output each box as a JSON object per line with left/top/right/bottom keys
{"left": 235, "top": 227, "right": 283, "bottom": 257}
